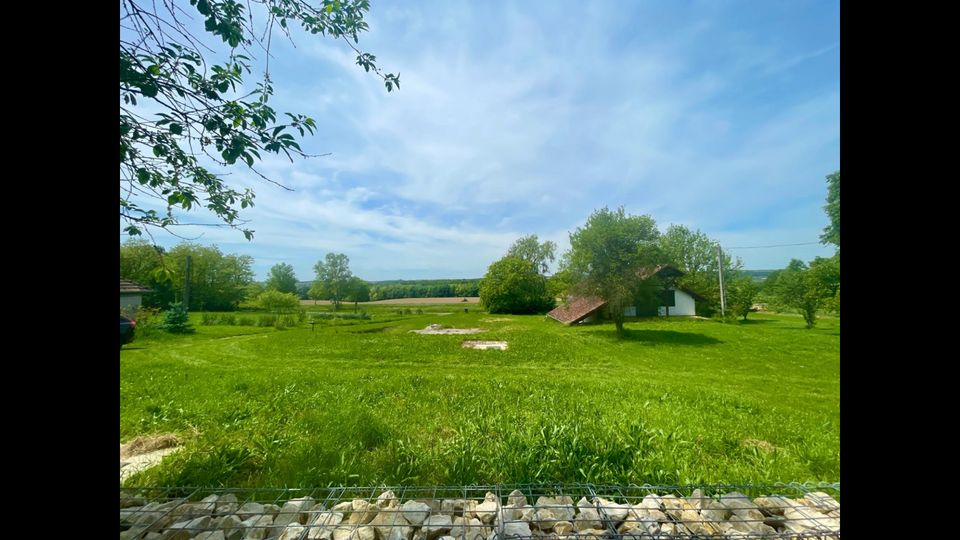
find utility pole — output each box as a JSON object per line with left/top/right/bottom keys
{"left": 717, "top": 244, "right": 726, "bottom": 318}
{"left": 183, "top": 255, "right": 192, "bottom": 309}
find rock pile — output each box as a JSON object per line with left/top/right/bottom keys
{"left": 120, "top": 488, "right": 840, "bottom": 540}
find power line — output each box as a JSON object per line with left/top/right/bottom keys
{"left": 724, "top": 241, "right": 822, "bottom": 250}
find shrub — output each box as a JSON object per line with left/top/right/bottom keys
{"left": 124, "top": 306, "right": 162, "bottom": 338}
{"left": 257, "top": 314, "right": 277, "bottom": 327}
{"left": 201, "top": 312, "right": 219, "bottom": 326}
{"left": 257, "top": 289, "right": 301, "bottom": 314}
{"left": 236, "top": 316, "right": 254, "bottom": 326}
{"left": 220, "top": 313, "right": 236, "bottom": 325}
{"left": 163, "top": 302, "right": 195, "bottom": 333}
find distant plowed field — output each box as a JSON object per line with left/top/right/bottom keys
{"left": 301, "top": 297, "right": 480, "bottom": 305}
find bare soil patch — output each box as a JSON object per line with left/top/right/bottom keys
{"left": 412, "top": 324, "right": 483, "bottom": 335}
{"left": 462, "top": 341, "right": 508, "bottom": 350}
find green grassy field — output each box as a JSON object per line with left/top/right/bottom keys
{"left": 120, "top": 307, "right": 839, "bottom": 488}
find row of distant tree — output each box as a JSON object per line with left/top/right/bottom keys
{"left": 478, "top": 170, "right": 839, "bottom": 331}
{"left": 120, "top": 242, "right": 480, "bottom": 312}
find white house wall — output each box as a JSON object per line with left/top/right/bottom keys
{"left": 620, "top": 289, "right": 697, "bottom": 317}
{"left": 658, "top": 289, "right": 696, "bottom": 316}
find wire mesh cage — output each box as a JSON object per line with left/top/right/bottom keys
{"left": 120, "top": 483, "right": 839, "bottom": 539}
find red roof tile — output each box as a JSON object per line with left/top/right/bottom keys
{"left": 546, "top": 296, "right": 607, "bottom": 325}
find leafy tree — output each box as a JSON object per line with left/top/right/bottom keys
{"left": 163, "top": 302, "right": 195, "bottom": 333}
{"left": 120, "top": 0, "right": 399, "bottom": 240}
{"left": 312, "top": 252, "right": 352, "bottom": 310}
{"left": 479, "top": 257, "right": 555, "bottom": 314}
{"left": 120, "top": 239, "right": 253, "bottom": 310}
{"left": 120, "top": 239, "right": 177, "bottom": 308}
{"left": 295, "top": 282, "right": 311, "bottom": 300}
{"left": 345, "top": 276, "right": 371, "bottom": 312}
{"left": 658, "top": 224, "right": 741, "bottom": 315}
{"left": 725, "top": 276, "right": 759, "bottom": 321}
{"left": 166, "top": 243, "right": 255, "bottom": 310}
{"left": 506, "top": 235, "right": 557, "bottom": 275}
{"left": 257, "top": 289, "right": 301, "bottom": 313}
{"left": 821, "top": 170, "right": 840, "bottom": 249}
{"left": 266, "top": 262, "right": 298, "bottom": 294}
{"left": 562, "top": 207, "right": 662, "bottom": 335}
{"left": 773, "top": 258, "right": 835, "bottom": 328}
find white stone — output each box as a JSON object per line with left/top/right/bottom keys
{"left": 506, "top": 490, "right": 527, "bottom": 508}
{"left": 243, "top": 514, "right": 275, "bottom": 540}
{"left": 449, "top": 517, "right": 485, "bottom": 540}
{"left": 802, "top": 492, "right": 840, "bottom": 513}
{"left": 573, "top": 498, "right": 601, "bottom": 532}
{"left": 279, "top": 524, "right": 307, "bottom": 540}
{"left": 422, "top": 515, "right": 454, "bottom": 539}
{"left": 378, "top": 492, "right": 399, "bottom": 509}
{"left": 473, "top": 501, "right": 499, "bottom": 524}
{"left": 400, "top": 501, "right": 432, "bottom": 526}
{"left": 237, "top": 503, "right": 267, "bottom": 520}
{"left": 499, "top": 521, "right": 532, "bottom": 539}
{"left": 218, "top": 515, "right": 245, "bottom": 540}
{"left": 349, "top": 500, "right": 379, "bottom": 525}
{"left": 593, "top": 497, "right": 628, "bottom": 522}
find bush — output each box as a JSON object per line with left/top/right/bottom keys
{"left": 257, "top": 314, "right": 277, "bottom": 327}
{"left": 236, "top": 316, "right": 254, "bottom": 326}
{"left": 257, "top": 289, "right": 301, "bottom": 314}
{"left": 163, "top": 302, "right": 195, "bottom": 333}
{"left": 220, "top": 313, "right": 236, "bottom": 325}
{"left": 479, "top": 256, "right": 555, "bottom": 314}
{"left": 123, "top": 306, "right": 162, "bottom": 338}
{"left": 201, "top": 312, "right": 219, "bottom": 326}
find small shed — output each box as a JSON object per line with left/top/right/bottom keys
{"left": 120, "top": 279, "right": 152, "bottom": 312}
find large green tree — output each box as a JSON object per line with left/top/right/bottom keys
{"left": 166, "top": 243, "right": 255, "bottom": 310}
{"left": 562, "top": 207, "right": 662, "bottom": 335}
{"left": 120, "top": 239, "right": 254, "bottom": 310}
{"left": 312, "top": 253, "right": 352, "bottom": 310}
{"left": 266, "top": 262, "right": 298, "bottom": 294}
{"left": 821, "top": 170, "right": 840, "bottom": 249}
{"left": 506, "top": 235, "right": 557, "bottom": 275}
{"left": 120, "top": 0, "right": 398, "bottom": 240}
{"left": 479, "top": 256, "right": 555, "bottom": 314}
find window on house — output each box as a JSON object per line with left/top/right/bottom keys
{"left": 663, "top": 289, "right": 675, "bottom": 307}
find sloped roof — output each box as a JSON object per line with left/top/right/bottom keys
{"left": 637, "top": 264, "right": 685, "bottom": 280}
{"left": 120, "top": 278, "right": 152, "bottom": 294}
{"left": 546, "top": 296, "right": 607, "bottom": 325}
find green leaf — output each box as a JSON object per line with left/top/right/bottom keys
{"left": 169, "top": 123, "right": 183, "bottom": 135}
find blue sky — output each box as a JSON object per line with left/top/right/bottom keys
{"left": 121, "top": 0, "right": 840, "bottom": 282}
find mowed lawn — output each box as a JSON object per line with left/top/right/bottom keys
{"left": 120, "top": 308, "right": 839, "bottom": 488}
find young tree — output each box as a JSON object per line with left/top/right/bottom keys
{"left": 312, "top": 253, "right": 352, "bottom": 310}
{"left": 562, "top": 207, "right": 662, "bottom": 336}
{"left": 725, "top": 276, "right": 759, "bottom": 321}
{"left": 506, "top": 235, "right": 557, "bottom": 275}
{"left": 345, "top": 276, "right": 371, "bottom": 312}
{"left": 266, "top": 263, "right": 298, "bottom": 294}
{"left": 120, "top": 0, "right": 399, "bottom": 240}
{"left": 479, "top": 257, "right": 555, "bottom": 314}
{"left": 774, "top": 258, "right": 834, "bottom": 329}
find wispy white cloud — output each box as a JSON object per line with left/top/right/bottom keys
{"left": 121, "top": 0, "right": 840, "bottom": 278}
